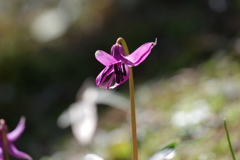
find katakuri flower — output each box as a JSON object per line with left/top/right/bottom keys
{"left": 0, "top": 117, "right": 32, "bottom": 160}
{"left": 95, "top": 38, "right": 157, "bottom": 89}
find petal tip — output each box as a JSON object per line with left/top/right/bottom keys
{"left": 95, "top": 50, "right": 100, "bottom": 55}
{"left": 153, "top": 38, "right": 157, "bottom": 46}
{"left": 20, "top": 116, "right": 26, "bottom": 123}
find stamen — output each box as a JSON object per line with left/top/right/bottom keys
{"left": 113, "top": 64, "right": 120, "bottom": 83}
{"left": 116, "top": 74, "right": 120, "bottom": 83}
{"left": 122, "top": 63, "right": 127, "bottom": 76}
{"left": 114, "top": 63, "right": 128, "bottom": 83}
{"left": 114, "top": 64, "right": 118, "bottom": 72}
{"left": 120, "top": 70, "right": 124, "bottom": 82}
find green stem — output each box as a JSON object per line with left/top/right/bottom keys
{"left": 224, "top": 119, "right": 236, "bottom": 160}
{"left": 117, "top": 37, "right": 138, "bottom": 160}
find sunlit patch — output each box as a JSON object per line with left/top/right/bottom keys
{"left": 171, "top": 99, "right": 212, "bottom": 128}
{"left": 84, "top": 154, "right": 104, "bottom": 160}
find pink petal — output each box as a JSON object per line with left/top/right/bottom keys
{"left": 8, "top": 143, "right": 32, "bottom": 160}
{"left": 96, "top": 65, "right": 114, "bottom": 88}
{"left": 95, "top": 50, "right": 118, "bottom": 66}
{"left": 109, "top": 64, "right": 130, "bottom": 89}
{"left": 96, "top": 63, "right": 130, "bottom": 90}
{"left": 101, "top": 74, "right": 115, "bottom": 90}
{"left": 122, "top": 39, "right": 157, "bottom": 66}
{"left": 7, "top": 116, "right": 25, "bottom": 142}
{"left": 111, "top": 44, "right": 124, "bottom": 61}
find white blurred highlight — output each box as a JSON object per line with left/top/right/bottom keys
{"left": 57, "top": 79, "right": 129, "bottom": 146}
{"left": 148, "top": 148, "right": 176, "bottom": 160}
{"left": 31, "top": 0, "right": 82, "bottom": 42}
{"left": 171, "top": 99, "right": 211, "bottom": 127}
{"left": 84, "top": 154, "right": 104, "bottom": 160}
{"left": 31, "top": 8, "right": 69, "bottom": 42}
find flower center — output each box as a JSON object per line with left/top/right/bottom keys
{"left": 114, "top": 63, "right": 127, "bottom": 83}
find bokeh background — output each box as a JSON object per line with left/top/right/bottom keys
{"left": 1, "top": 0, "right": 240, "bottom": 159}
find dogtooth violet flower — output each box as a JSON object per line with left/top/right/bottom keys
{"left": 95, "top": 39, "right": 157, "bottom": 89}
{"left": 0, "top": 117, "right": 32, "bottom": 160}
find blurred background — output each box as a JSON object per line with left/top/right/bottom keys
{"left": 1, "top": 0, "right": 240, "bottom": 159}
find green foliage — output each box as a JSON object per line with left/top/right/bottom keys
{"left": 224, "top": 119, "right": 236, "bottom": 160}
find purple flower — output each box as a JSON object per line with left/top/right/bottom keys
{"left": 0, "top": 117, "right": 32, "bottom": 160}
{"left": 95, "top": 39, "right": 157, "bottom": 89}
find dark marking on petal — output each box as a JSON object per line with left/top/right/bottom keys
{"left": 116, "top": 72, "right": 121, "bottom": 83}
{"left": 100, "top": 65, "right": 113, "bottom": 84}
{"left": 113, "top": 63, "right": 128, "bottom": 84}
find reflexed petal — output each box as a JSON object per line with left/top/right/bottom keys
{"left": 95, "top": 50, "right": 118, "bottom": 66}
{"left": 122, "top": 39, "right": 157, "bottom": 66}
{"left": 96, "top": 65, "right": 114, "bottom": 88}
{"left": 7, "top": 116, "right": 25, "bottom": 142}
{"left": 8, "top": 143, "right": 32, "bottom": 160}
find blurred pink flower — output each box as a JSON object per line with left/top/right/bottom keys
{"left": 0, "top": 117, "right": 32, "bottom": 160}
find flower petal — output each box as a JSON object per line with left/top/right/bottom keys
{"left": 111, "top": 44, "right": 124, "bottom": 61}
{"left": 96, "top": 65, "right": 114, "bottom": 88}
{"left": 122, "top": 39, "right": 157, "bottom": 66}
{"left": 8, "top": 143, "right": 32, "bottom": 160}
{"left": 101, "top": 74, "right": 115, "bottom": 90}
{"left": 95, "top": 50, "right": 118, "bottom": 66}
{"left": 7, "top": 116, "right": 25, "bottom": 142}
{"left": 109, "top": 64, "right": 130, "bottom": 89}
{"left": 96, "top": 63, "right": 130, "bottom": 89}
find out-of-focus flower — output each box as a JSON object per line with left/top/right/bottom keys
{"left": 84, "top": 154, "right": 104, "bottom": 160}
{"left": 0, "top": 117, "right": 32, "bottom": 160}
{"left": 57, "top": 79, "right": 129, "bottom": 146}
{"left": 95, "top": 39, "right": 157, "bottom": 89}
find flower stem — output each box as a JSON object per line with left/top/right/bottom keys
{"left": 224, "top": 119, "right": 236, "bottom": 160}
{"left": 1, "top": 120, "right": 10, "bottom": 160}
{"left": 117, "top": 37, "right": 138, "bottom": 160}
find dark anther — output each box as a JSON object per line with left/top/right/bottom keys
{"left": 122, "top": 63, "right": 126, "bottom": 76}
{"left": 114, "top": 64, "right": 118, "bottom": 72}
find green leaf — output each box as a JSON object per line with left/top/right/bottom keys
{"left": 224, "top": 119, "right": 236, "bottom": 160}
